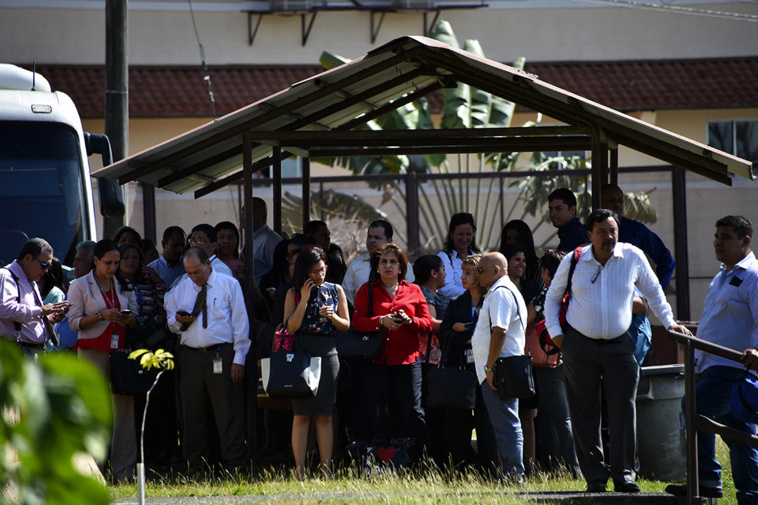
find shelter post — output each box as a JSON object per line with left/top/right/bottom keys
{"left": 273, "top": 149, "right": 282, "bottom": 235}
{"left": 302, "top": 157, "right": 310, "bottom": 229}
{"left": 672, "top": 166, "right": 691, "bottom": 320}
{"left": 243, "top": 133, "right": 256, "bottom": 319}
{"left": 406, "top": 172, "right": 420, "bottom": 256}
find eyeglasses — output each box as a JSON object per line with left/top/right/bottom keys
{"left": 591, "top": 265, "right": 602, "bottom": 284}
{"left": 189, "top": 238, "right": 208, "bottom": 245}
{"left": 35, "top": 258, "right": 50, "bottom": 271}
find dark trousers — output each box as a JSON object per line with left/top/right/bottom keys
{"left": 561, "top": 326, "right": 639, "bottom": 486}
{"left": 178, "top": 343, "right": 247, "bottom": 469}
{"left": 365, "top": 360, "right": 428, "bottom": 458}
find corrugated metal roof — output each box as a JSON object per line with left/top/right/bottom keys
{"left": 91, "top": 36, "right": 754, "bottom": 197}
{"left": 31, "top": 56, "right": 758, "bottom": 118}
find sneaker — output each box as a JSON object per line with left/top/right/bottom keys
{"left": 665, "top": 483, "right": 724, "bottom": 498}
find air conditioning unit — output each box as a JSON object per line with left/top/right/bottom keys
{"left": 270, "top": 0, "right": 314, "bottom": 11}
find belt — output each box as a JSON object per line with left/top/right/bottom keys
{"left": 18, "top": 341, "right": 45, "bottom": 350}
{"left": 182, "top": 343, "right": 230, "bottom": 352}
{"left": 566, "top": 324, "right": 626, "bottom": 344}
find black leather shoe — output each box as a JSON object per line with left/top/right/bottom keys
{"left": 586, "top": 482, "right": 606, "bottom": 493}
{"left": 665, "top": 483, "right": 724, "bottom": 498}
{"left": 614, "top": 481, "right": 640, "bottom": 493}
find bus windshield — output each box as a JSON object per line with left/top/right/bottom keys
{"left": 0, "top": 121, "right": 90, "bottom": 267}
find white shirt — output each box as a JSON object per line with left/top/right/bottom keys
{"left": 252, "top": 224, "right": 283, "bottom": 285}
{"left": 471, "top": 275, "right": 527, "bottom": 384}
{"left": 545, "top": 243, "right": 676, "bottom": 341}
{"left": 166, "top": 270, "right": 251, "bottom": 365}
{"left": 342, "top": 251, "right": 415, "bottom": 305}
{"left": 437, "top": 249, "right": 467, "bottom": 299}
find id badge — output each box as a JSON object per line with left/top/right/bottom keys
{"left": 110, "top": 334, "right": 119, "bottom": 349}
{"left": 213, "top": 357, "right": 223, "bottom": 375}
{"left": 465, "top": 349, "right": 474, "bottom": 364}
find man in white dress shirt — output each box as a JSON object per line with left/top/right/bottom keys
{"left": 545, "top": 208, "right": 690, "bottom": 493}
{"left": 342, "top": 220, "right": 413, "bottom": 305}
{"left": 471, "top": 252, "right": 526, "bottom": 481}
{"left": 170, "top": 224, "right": 233, "bottom": 289}
{"left": 166, "top": 247, "right": 251, "bottom": 473}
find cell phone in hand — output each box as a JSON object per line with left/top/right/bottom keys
{"left": 65, "top": 302, "right": 74, "bottom": 310}
{"left": 177, "top": 310, "right": 190, "bottom": 317}
{"left": 121, "top": 309, "right": 132, "bottom": 316}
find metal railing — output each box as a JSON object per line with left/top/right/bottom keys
{"left": 667, "top": 330, "right": 758, "bottom": 504}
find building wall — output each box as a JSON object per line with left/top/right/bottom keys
{"left": 2, "top": 2, "right": 757, "bottom": 66}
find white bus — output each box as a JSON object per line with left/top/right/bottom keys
{"left": 0, "top": 63, "right": 123, "bottom": 269}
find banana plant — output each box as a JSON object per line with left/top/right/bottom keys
{"left": 315, "top": 20, "right": 658, "bottom": 253}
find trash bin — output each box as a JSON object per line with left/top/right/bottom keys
{"left": 636, "top": 364, "right": 686, "bottom": 482}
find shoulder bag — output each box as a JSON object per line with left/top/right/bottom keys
{"left": 261, "top": 333, "right": 321, "bottom": 400}
{"left": 731, "top": 371, "right": 758, "bottom": 424}
{"left": 336, "top": 285, "right": 384, "bottom": 361}
{"left": 534, "top": 246, "right": 582, "bottom": 347}
{"left": 493, "top": 286, "right": 536, "bottom": 400}
{"left": 426, "top": 333, "right": 478, "bottom": 410}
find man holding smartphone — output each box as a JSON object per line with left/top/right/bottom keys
{"left": 166, "top": 247, "right": 251, "bottom": 474}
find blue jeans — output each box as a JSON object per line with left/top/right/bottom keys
{"left": 480, "top": 379, "right": 524, "bottom": 477}
{"left": 685, "top": 366, "right": 758, "bottom": 504}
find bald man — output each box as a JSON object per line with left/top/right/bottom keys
{"left": 471, "top": 252, "right": 527, "bottom": 482}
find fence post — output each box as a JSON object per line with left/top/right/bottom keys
{"left": 684, "top": 338, "right": 699, "bottom": 504}
{"left": 406, "top": 172, "right": 420, "bottom": 256}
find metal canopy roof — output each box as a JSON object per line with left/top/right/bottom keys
{"left": 92, "top": 35, "right": 755, "bottom": 195}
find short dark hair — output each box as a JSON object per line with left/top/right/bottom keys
{"left": 442, "top": 212, "right": 481, "bottom": 254}
{"left": 502, "top": 243, "right": 527, "bottom": 263}
{"left": 370, "top": 243, "right": 409, "bottom": 281}
{"left": 304, "top": 220, "right": 327, "bottom": 237}
{"left": 215, "top": 221, "right": 241, "bottom": 258}
{"left": 191, "top": 223, "right": 217, "bottom": 243}
{"left": 292, "top": 246, "right": 328, "bottom": 289}
{"left": 548, "top": 188, "right": 577, "bottom": 209}
{"left": 112, "top": 225, "right": 144, "bottom": 250}
{"left": 290, "top": 233, "right": 316, "bottom": 249}
{"left": 17, "top": 238, "right": 52, "bottom": 261}
{"left": 369, "top": 220, "right": 393, "bottom": 240}
{"left": 413, "top": 255, "right": 443, "bottom": 284}
{"left": 499, "top": 220, "right": 537, "bottom": 262}
{"left": 716, "top": 215, "right": 753, "bottom": 239}
{"left": 184, "top": 246, "right": 210, "bottom": 264}
{"left": 162, "top": 226, "right": 186, "bottom": 242}
{"left": 585, "top": 208, "right": 620, "bottom": 231}
{"left": 92, "top": 239, "right": 119, "bottom": 268}
{"left": 541, "top": 249, "right": 567, "bottom": 279}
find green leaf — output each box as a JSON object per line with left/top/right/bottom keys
{"left": 318, "top": 51, "right": 351, "bottom": 70}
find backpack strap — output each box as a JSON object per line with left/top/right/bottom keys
{"left": 565, "top": 246, "right": 583, "bottom": 299}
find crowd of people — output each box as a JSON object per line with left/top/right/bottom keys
{"left": 1, "top": 189, "right": 757, "bottom": 502}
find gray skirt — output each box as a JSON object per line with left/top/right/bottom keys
{"left": 292, "top": 333, "right": 340, "bottom": 416}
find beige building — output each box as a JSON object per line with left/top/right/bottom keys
{"left": 1, "top": 0, "right": 757, "bottom": 321}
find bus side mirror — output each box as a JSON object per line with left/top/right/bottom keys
{"left": 85, "top": 133, "right": 125, "bottom": 218}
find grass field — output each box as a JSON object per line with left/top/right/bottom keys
{"left": 110, "top": 439, "right": 738, "bottom": 504}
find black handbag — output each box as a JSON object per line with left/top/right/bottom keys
{"left": 493, "top": 354, "right": 535, "bottom": 400}
{"left": 109, "top": 348, "right": 160, "bottom": 396}
{"left": 426, "top": 334, "right": 477, "bottom": 410}
{"left": 336, "top": 285, "right": 384, "bottom": 361}
{"left": 260, "top": 335, "right": 322, "bottom": 400}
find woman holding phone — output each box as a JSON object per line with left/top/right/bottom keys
{"left": 68, "top": 239, "right": 139, "bottom": 482}
{"left": 352, "top": 243, "right": 434, "bottom": 463}
{"left": 282, "top": 246, "right": 350, "bottom": 479}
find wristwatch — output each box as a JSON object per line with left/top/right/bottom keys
{"left": 483, "top": 365, "right": 494, "bottom": 373}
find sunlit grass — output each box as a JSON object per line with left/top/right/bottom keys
{"left": 109, "top": 449, "right": 738, "bottom": 504}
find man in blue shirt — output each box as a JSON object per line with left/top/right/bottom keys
{"left": 666, "top": 215, "right": 758, "bottom": 502}
{"left": 548, "top": 188, "right": 588, "bottom": 253}
{"left": 600, "top": 184, "right": 675, "bottom": 289}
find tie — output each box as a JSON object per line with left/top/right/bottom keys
{"left": 181, "top": 284, "right": 207, "bottom": 331}
{"left": 33, "top": 288, "right": 59, "bottom": 347}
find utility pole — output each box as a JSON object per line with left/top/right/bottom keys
{"left": 103, "top": 0, "right": 128, "bottom": 240}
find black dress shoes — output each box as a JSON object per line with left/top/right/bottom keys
{"left": 614, "top": 481, "right": 640, "bottom": 493}
{"left": 586, "top": 482, "right": 606, "bottom": 493}
{"left": 665, "top": 483, "right": 724, "bottom": 498}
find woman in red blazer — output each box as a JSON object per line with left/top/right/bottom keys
{"left": 352, "top": 243, "right": 434, "bottom": 462}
